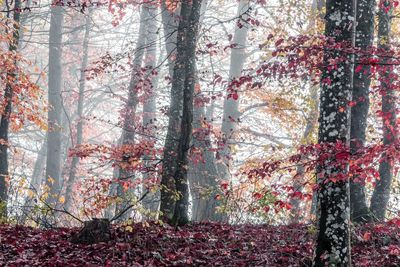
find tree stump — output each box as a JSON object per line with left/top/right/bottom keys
{"left": 70, "top": 218, "right": 111, "bottom": 244}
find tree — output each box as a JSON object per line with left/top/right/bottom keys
{"left": 160, "top": 0, "right": 203, "bottom": 225}
{"left": 218, "top": 0, "right": 250, "bottom": 186}
{"left": 114, "top": 4, "right": 151, "bottom": 221}
{"left": 314, "top": 0, "right": 354, "bottom": 265}
{"left": 349, "top": 0, "right": 376, "bottom": 223}
{"left": 141, "top": 4, "right": 160, "bottom": 215}
{"left": 64, "top": 8, "right": 92, "bottom": 210}
{"left": 45, "top": 3, "right": 64, "bottom": 208}
{"left": 0, "top": 0, "right": 21, "bottom": 219}
{"left": 370, "top": 0, "right": 396, "bottom": 221}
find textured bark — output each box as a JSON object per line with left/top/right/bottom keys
{"left": 349, "top": 0, "right": 376, "bottom": 224}
{"left": 313, "top": 1, "right": 354, "bottom": 266}
{"left": 0, "top": 0, "right": 21, "bottom": 219}
{"left": 64, "top": 10, "right": 92, "bottom": 211}
{"left": 370, "top": 3, "right": 395, "bottom": 221}
{"left": 45, "top": 5, "right": 64, "bottom": 208}
{"left": 160, "top": 0, "right": 202, "bottom": 225}
{"left": 115, "top": 6, "right": 150, "bottom": 221}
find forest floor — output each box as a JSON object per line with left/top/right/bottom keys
{"left": 1, "top": 220, "right": 400, "bottom": 266}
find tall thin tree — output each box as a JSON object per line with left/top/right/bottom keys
{"left": 64, "top": 9, "right": 92, "bottom": 210}
{"left": 349, "top": 0, "right": 376, "bottom": 223}
{"left": 160, "top": 0, "right": 203, "bottom": 225}
{"left": 0, "top": 0, "right": 21, "bottom": 219}
{"left": 45, "top": 3, "right": 64, "bottom": 207}
{"left": 370, "top": 0, "right": 396, "bottom": 221}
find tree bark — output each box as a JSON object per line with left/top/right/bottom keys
{"left": 370, "top": 1, "right": 395, "bottom": 221}
{"left": 45, "top": 4, "right": 64, "bottom": 208}
{"left": 349, "top": 0, "right": 376, "bottom": 224}
{"left": 64, "top": 9, "right": 92, "bottom": 211}
{"left": 160, "top": 0, "right": 202, "bottom": 225}
{"left": 313, "top": 1, "right": 354, "bottom": 266}
{"left": 0, "top": 0, "right": 21, "bottom": 219}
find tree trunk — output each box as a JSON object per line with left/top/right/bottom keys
{"left": 0, "top": 0, "right": 21, "bottom": 220}
{"left": 313, "top": 1, "right": 354, "bottom": 266}
{"left": 160, "top": 0, "right": 202, "bottom": 225}
{"left": 64, "top": 9, "right": 92, "bottom": 211}
{"left": 349, "top": 0, "right": 376, "bottom": 224}
{"left": 141, "top": 4, "right": 160, "bottom": 216}
{"left": 218, "top": 0, "right": 250, "bottom": 179}
{"left": 45, "top": 4, "right": 64, "bottom": 208}
{"left": 189, "top": 104, "right": 220, "bottom": 222}
{"left": 215, "top": 0, "right": 250, "bottom": 222}
{"left": 115, "top": 6, "right": 150, "bottom": 221}
{"left": 370, "top": 2, "right": 395, "bottom": 221}
{"left": 21, "top": 140, "right": 47, "bottom": 223}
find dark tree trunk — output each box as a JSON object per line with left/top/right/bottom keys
{"left": 0, "top": 0, "right": 21, "bottom": 219}
{"left": 159, "top": 1, "right": 183, "bottom": 222}
{"left": 313, "top": 1, "right": 354, "bottom": 266}
{"left": 349, "top": 0, "right": 376, "bottom": 223}
{"left": 64, "top": 9, "right": 92, "bottom": 211}
{"left": 370, "top": 2, "right": 395, "bottom": 221}
{"left": 160, "top": 0, "right": 202, "bottom": 225}
{"left": 45, "top": 4, "right": 64, "bottom": 208}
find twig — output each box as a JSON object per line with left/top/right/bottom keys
{"left": 111, "top": 190, "right": 149, "bottom": 222}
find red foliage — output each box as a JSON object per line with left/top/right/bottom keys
{"left": 1, "top": 221, "right": 399, "bottom": 266}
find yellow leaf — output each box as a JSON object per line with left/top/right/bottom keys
{"left": 59, "top": 196, "right": 65, "bottom": 204}
{"left": 47, "top": 177, "right": 55, "bottom": 184}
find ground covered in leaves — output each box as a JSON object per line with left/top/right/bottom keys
{"left": 1, "top": 220, "right": 400, "bottom": 266}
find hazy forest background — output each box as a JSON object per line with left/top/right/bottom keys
{"left": 0, "top": 0, "right": 400, "bottom": 266}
